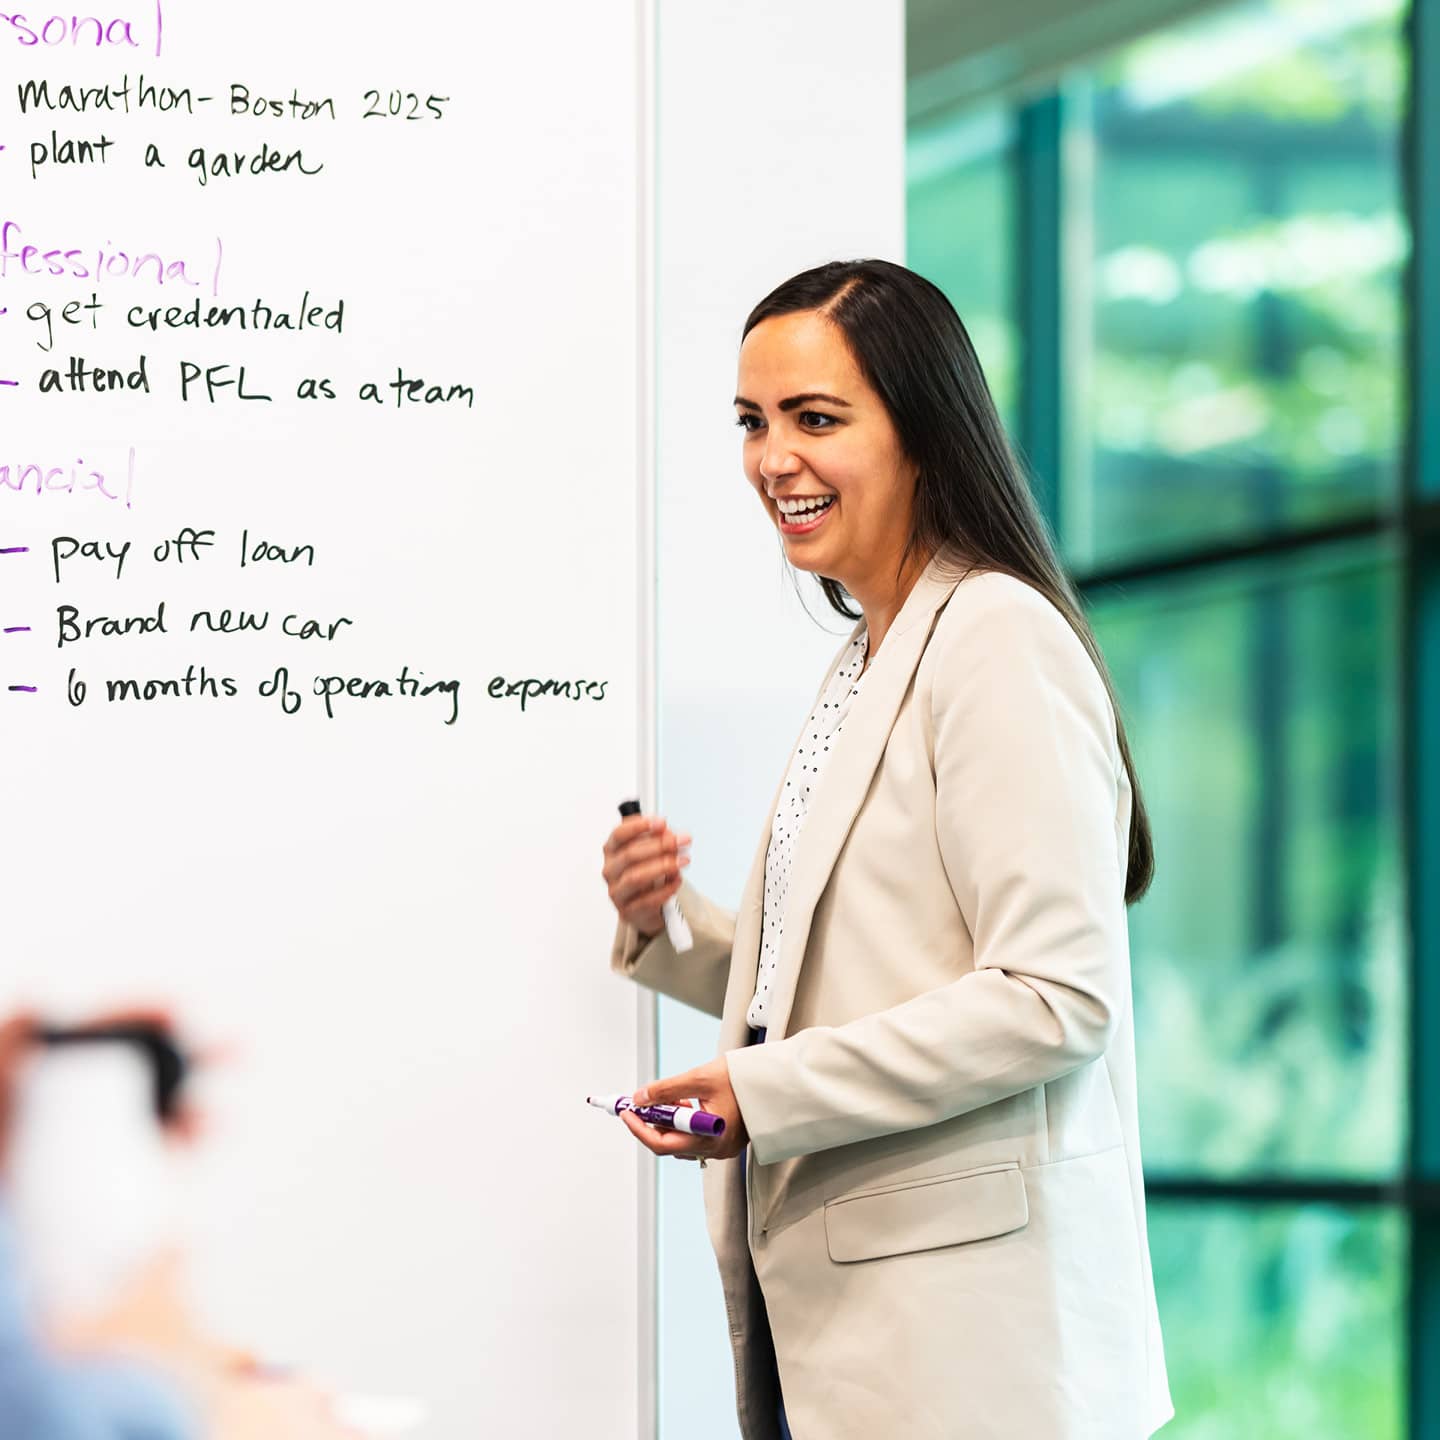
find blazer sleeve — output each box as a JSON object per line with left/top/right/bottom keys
{"left": 726, "top": 581, "right": 1130, "bottom": 1165}
{"left": 609, "top": 877, "right": 735, "bottom": 1020}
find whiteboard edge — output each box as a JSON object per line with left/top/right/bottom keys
{"left": 635, "top": 0, "right": 661, "bottom": 1437}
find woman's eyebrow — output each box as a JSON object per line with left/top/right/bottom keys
{"left": 733, "top": 392, "right": 853, "bottom": 412}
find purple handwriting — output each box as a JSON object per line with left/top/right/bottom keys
{"left": 0, "top": 448, "right": 135, "bottom": 507}
{"left": 1, "top": 3, "right": 162, "bottom": 57}
{"left": 1, "top": 222, "right": 222, "bottom": 295}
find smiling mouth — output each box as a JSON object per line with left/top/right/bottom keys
{"left": 777, "top": 497, "right": 835, "bottom": 534}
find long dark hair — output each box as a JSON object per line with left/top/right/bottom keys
{"left": 741, "top": 258, "right": 1154, "bottom": 905}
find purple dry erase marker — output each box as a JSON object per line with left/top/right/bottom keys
{"left": 587, "top": 1094, "right": 725, "bottom": 1137}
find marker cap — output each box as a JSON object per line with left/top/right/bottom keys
{"left": 670, "top": 1107, "right": 725, "bottom": 1137}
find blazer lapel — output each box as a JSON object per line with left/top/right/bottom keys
{"left": 761, "top": 556, "right": 964, "bottom": 1041}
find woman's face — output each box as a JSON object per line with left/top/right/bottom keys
{"left": 734, "top": 310, "right": 919, "bottom": 601}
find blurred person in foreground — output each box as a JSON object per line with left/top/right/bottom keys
{"left": 0, "top": 1011, "right": 360, "bottom": 1440}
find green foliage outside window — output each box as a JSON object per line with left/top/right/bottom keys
{"left": 1073, "top": 0, "right": 1406, "bottom": 569}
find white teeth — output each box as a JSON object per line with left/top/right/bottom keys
{"left": 778, "top": 496, "right": 834, "bottom": 516}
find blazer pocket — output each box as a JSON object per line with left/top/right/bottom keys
{"left": 823, "top": 1162, "right": 1028, "bottom": 1264}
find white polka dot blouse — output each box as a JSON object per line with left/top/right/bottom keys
{"left": 746, "top": 629, "right": 870, "bottom": 1031}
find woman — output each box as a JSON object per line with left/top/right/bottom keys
{"left": 600, "top": 259, "right": 1173, "bottom": 1439}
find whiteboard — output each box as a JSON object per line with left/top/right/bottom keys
{"left": 0, "top": 4, "right": 650, "bottom": 1435}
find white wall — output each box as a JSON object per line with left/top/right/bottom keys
{"left": 653, "top": 4, "right": 906, "bottom": 1435}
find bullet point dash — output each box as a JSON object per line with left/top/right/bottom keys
{"left": 0, "top": 547, "right": 28, "bottom": 555}
{"left": 2, "top": 626, "right": 30, "bottom": 634}
{"left": 8, "top": 685, "right": 36, "bottom": 693}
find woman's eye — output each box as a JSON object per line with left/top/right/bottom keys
{"left": 732, "top": 411, "right": 834, "bottom": 432}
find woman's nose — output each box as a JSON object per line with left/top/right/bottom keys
{"left": 760, "top": 439, "right": 799, "bottom": 484}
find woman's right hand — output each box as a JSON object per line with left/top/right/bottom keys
{"left": 602, "top": 814, "right": 692, "bottom": 940}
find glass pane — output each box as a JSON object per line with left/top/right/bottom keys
{"left": 1091, "top": 543, "right": 1404, "bottom": 1177}
{"left": 1064, "top": 0, "right": 1407, "bottom": 570}
{"left": 1150, "top": 1201, "right": 1405, "bottom": 1439}
{"left": 907, "top": 106, "right": 1018, "bottom": 430}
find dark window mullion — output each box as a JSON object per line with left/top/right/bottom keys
{"left": 1146, "top": 1177, "right": 1440, "bottom": 1210}
{"left": 1409, "top": 0, "right": 1440, "bottom": 509}
{"left": 1073, "top": 513, "right": 1388, "bottom": 594}
{"left": 1408, "top": 536, "right": 1440, "bottom": 1440}
{"left": 1014, "top": 92, "right": 1063, "bottom": 538}
{"left": 1407, "top": 3, "right": 1440, "bottom": 1438}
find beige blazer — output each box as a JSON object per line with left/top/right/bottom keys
{"left": 610, "top": 556, "right": 1174, "bottom": 1440}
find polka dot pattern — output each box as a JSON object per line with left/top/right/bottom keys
{"left": 746, "top": 629, "right": 869, "bottom": 1030}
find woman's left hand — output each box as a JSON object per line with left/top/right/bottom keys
{"left": 622, "top": 1057, "right": 748, "bottom": 1162}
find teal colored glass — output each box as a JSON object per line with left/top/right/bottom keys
{"left": 1091, "top": 542, "right": 1404, "bottom": 1177}
{"left": 906, "top": 105, "right": 1017, "bottom": 432}
{"left": 1063, "top": 0, "right": 1408, "bottom": 571}
{"left": 1149, "top": 1201, "right": 1405, "bottom": 1439}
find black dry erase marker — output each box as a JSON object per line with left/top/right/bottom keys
{"left": 619, "top": 798, "right": 692, "bottom": 952}
{"left": 37, "top": 1022, "right": 188, "bottom": 1124}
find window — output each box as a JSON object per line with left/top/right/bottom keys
{"left": 1092, "top": 542, "right": 1403, "bottom": 1180}
{"left": 907, "top": 0, "right": 1428, "bottom": 1433}
{"left": 907, "top": 105, "right": 1018, "bottom": 430}
{"left": 1068, "top": 0, "right": 1406, "bottom": 572}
